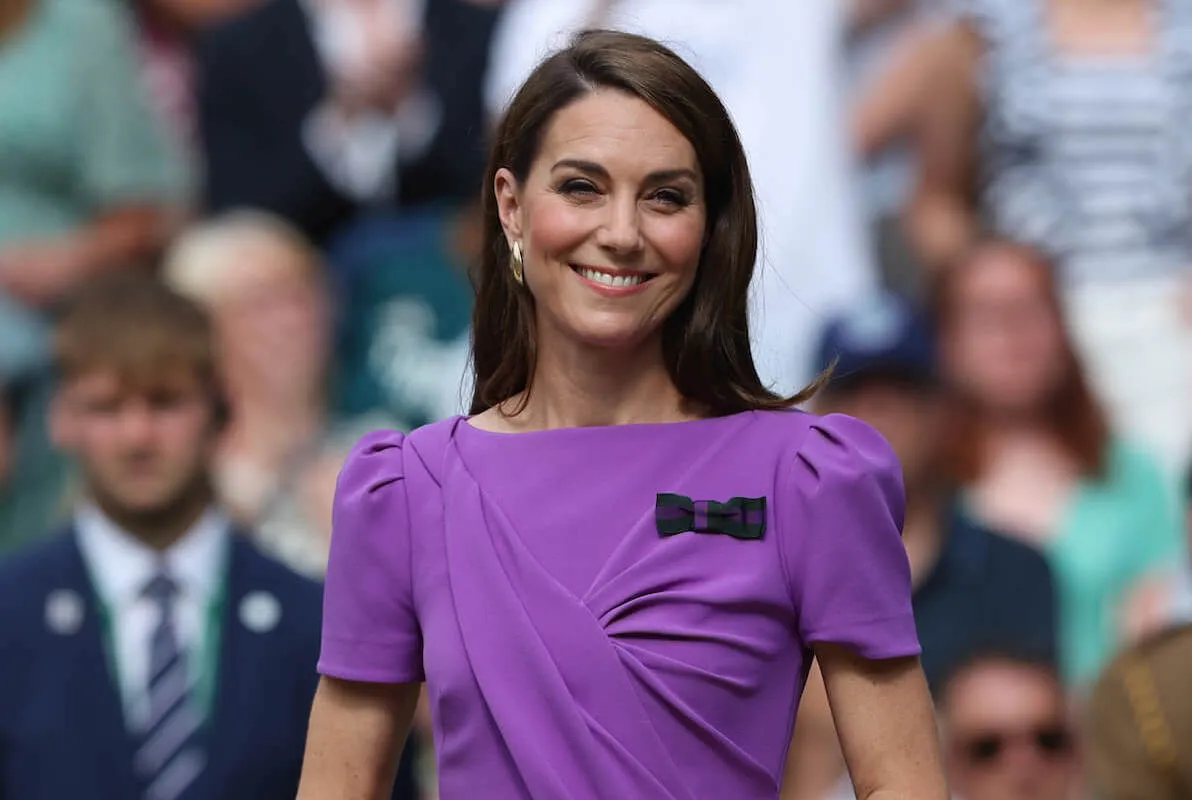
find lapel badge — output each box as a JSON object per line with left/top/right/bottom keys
{"left": 45, "top": 589, "right": 84, "bottom": 635}
{"left": 239, "top": 590, "right": 281, "bottom": 633}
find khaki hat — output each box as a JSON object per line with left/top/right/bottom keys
{"left": 1084, "top": 623, "right": 1192, "bottom": 800}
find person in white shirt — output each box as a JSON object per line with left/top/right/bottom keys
{"left": 484, "top": 0, "right": 879, "bottom": 395}
{"left": 196, "top": 0, "right": 500, "bottom": 246}
{"left": 0, "top": 274, "right": 419, "bottom": 800}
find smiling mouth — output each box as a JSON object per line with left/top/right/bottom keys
{"left": 570, "top": 264, "right": 657, "bottom": 288}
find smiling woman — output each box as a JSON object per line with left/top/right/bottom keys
{"left": 472, "top": 29, "right": 782, "bottom": 422}
{"left": 298, "top": 29, "right": 949, "bottom": 800}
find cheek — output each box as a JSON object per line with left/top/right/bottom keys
{"left": 646, "top": 215, "right": 705, "bottom": 273}
{"left": 525, "top": 201, "right": 593, "bottom": 258}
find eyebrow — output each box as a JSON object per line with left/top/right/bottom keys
{"left": 551, "top": 159, "right": 700, "bottom": 184}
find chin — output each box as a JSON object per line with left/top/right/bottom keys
{"left": 564, "top": 314, "right": 661, "bottom": 351}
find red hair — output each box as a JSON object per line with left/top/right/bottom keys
{"left": 932, "top": 240, "right": 1110, "bottom": 482}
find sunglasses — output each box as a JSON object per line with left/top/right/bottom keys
{"left": 960, "top": 726, "right": 1073, "bottom": 765}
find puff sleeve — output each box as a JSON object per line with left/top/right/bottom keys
{"left": 317, "top": 431, "right": 425, "bottom": 683}
{"left": 781, "top": 414, "right": 921, "bottom": 660}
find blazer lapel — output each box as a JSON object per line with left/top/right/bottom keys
{"left": 203, "top": 536, "right": 272, "bottom": 796}
{"left": 59, "top": 533, "right": 140, "bottom": 796}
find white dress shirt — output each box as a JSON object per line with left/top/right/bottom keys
{"left": 75, "top": 505, "right": 230, "bottom": 729}
{"left": 299, "top": 0, "right": 440, "bottom": 202}
{"left": 485, "top": 0, "right": 878, "bottom": 394}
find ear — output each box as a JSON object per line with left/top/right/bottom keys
{"left": 493, "top": 167, "right": 525, "bottom": 246}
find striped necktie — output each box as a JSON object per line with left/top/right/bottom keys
{"left": 133, "top": 571, "right": 206, "bottom": 800}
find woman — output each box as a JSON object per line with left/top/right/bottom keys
{"left": 163, "top": 211, "right": 396, "bottom": 579}
{"left": 297, "top": 30, "right": 947, "bottom": 800}
{"left": 906, "top": 0, "right": 1192, "bottom": 480}
{"left": 935, "top": 240, "right": 1185, "bottom": 687}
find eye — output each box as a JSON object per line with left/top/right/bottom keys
{"left": 649, "top": 188, "right": 691, "bottom": 208}
{"left": 558, "top": 178, "right": 600, "bottom": 197}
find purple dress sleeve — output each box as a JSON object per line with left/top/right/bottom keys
{"left": 781, "top": 414, "right": 921, "bottom": 660}
{"left": 317, "top": 430, "right": 425, "bottom": 683}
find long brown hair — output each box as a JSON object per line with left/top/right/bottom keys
{"left": 469, "top": 29, "right": 823, "bottom": 415}
{"left": 933, "top": 240, "right": 1110, "bottom": 481}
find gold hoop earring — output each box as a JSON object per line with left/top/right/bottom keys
{"left": 510, "top": 241, "right": 525, "bottom": 285}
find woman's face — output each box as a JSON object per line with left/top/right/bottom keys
{"left": 943, "top": 250, "right": 1069, "bottom": 414}
{"left": 211, "top": 240, "right": 329, "bottom": 402}
{"left": 494, "top": 89, "right": 707, "bottom": 352}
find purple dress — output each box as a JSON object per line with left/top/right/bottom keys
{"left": 318, "top": 410, "right": 920, "bottom": 799}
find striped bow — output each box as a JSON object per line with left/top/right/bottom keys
{"left": 655, "top": 493, "right": 767, "bottom": 540}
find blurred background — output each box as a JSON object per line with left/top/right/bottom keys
{"left": 1, "top": 0, "right": 1190, "bottom": 798}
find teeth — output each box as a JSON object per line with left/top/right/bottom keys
{"left": 578, "top": 267, "right": 645, "bottom": 287}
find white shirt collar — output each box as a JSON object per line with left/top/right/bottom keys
{"left": 75, "top": 505, "right": 231, "bottom": 609}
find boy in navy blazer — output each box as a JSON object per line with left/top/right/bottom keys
{"left": 0, "top": 275, "right": 418, "bottom": 800}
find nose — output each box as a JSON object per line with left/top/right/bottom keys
{"left": 595, "top": 195, "right": 644, "bottom": 255}
{"left": 116, "top": 402, "right": 156, "bottom": 445}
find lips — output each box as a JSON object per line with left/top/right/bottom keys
{"left": 569, "top": 264, "right": 657, "bottom": 288}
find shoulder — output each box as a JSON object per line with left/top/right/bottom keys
{"left": 230, "top": 533, "right": 322, "bottom": 606}
{"left": 0, "top": 531, "right": 79, "bottom": 631}
{"left": 758, "top": 410, "right": 905, "bottom": 541}
{"left": 760, "top": 410, "right": 901, "bottom": 498}
{"left": 956, "top": 514, "right": 1056, "bottom": 603}
{"left": 1101, "top": 438, "right": 1168, "bottom": 490}
{"left": 0, "top": 530, "right": 76, "bottom": 595}
{"left": 227, "top": 534, "right": 322, "bottom": 657}
{"left": 963, "top": 513, "right": 1052, "bottom": 572}
{"left": 338, "top": 428, "right": 410, "bottom": 495}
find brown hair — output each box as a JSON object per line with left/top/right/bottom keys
{"left": 933, "top": 240, "right": 1109, "bottom": 481}
{"left": 55, "top": 273, "right": 224, "bottom": 409}
{"left": 470, "top": 29, "right": 822, "bottom": 415}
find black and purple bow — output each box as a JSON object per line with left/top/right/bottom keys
{"left": 655, "top": 493, "right": 767, "bottom": 540}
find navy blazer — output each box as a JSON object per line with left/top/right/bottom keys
{"left": 0, "top": 528, "right": 419, "bottom": 800}
{"left": 196, "top": 0, "right": 500, "bottom": 245}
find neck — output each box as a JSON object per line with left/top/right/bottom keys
{"left": 508, "top": 332, "right": 694, "bottom": 430}
{"left": 902, "top": 484, "right": 946, "bottom": 589}
{"left": 92, "top": 475, "right": 216, "bottom": 552}
{"left": 981, "top": 407, "right": 1053, "bottom": 446}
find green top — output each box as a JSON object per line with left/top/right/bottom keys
{"left": 0, "top": 0, "right": 188, "bottom": 245}
{"left": 970, "top": 439, "right": 1186, "bottom": 686}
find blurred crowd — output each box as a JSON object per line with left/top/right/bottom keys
{"left": 1, "top": 0, "right": 1191, "bottom": 798}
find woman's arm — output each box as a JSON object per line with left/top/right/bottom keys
{"left": 297, "top": 677, "right": 422, "bottom": 800}
{"left": 816, "top": 643, "right": 948, "bottom": 800}
{"left": 903, "top": 21, "right": 983, "bottom": 272}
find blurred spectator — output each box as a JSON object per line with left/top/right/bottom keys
{"left": 907, "top": 0, "right": 1192, "bottom": 479}
{"left": 0, "top": 0, "right": 188, "bottom": 380}
{"left": 129, "top": 0, "right": 262, "bottom": 167}
{"left": 0, "top": 377, "right": 71, "bottom": 556}
{"left": 196, "top": 0, "right": 500, "bottom": 246}
{"left": 328, "top": 205, "right": 477, "bottom": 428}
{"left": 846, "top": 0, "right": 953, "bottom": 295}
{"left": 939, "top": 651, "right": 1081, "bottom": 800}
{"left": 780, "top": 292, "right": 1057, "bottom": 799}
{"left": 163, "top": 211, "right": 393, "bottom": 578}
{"left": 934, "top": 240, "right": 1185, "bottom": 687}
{"left": 485, "top": 0, "right": 879, "bottom": 395}
{"left": 1084, "top": 622, "right": 1192, "bottom": 799}
{"left": 0, "top": 275, "right": 350, "bottom": 799}
{"left": 1172, "top": 466, "right": 1192, "bottom": 624}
